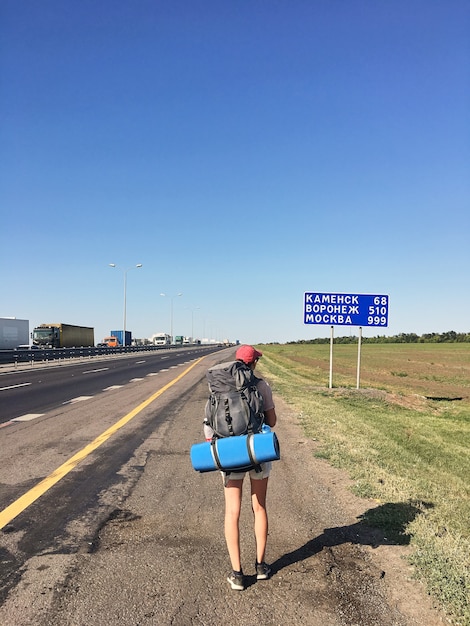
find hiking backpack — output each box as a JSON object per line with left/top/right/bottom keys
{"left": 204, "top": 360, "right": 265, "bottom": 439}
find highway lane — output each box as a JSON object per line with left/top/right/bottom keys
{"left": 0, "top": 349, "right": 229, "bottom": 610}
{"left": 0, "top": 345, "right": 223, "bottom": 424}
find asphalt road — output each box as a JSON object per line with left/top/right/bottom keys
{"left": 0, "top": 349, "right": 446, "bottom": 625}
{"left": 0, "top": 346, "right": 222, "bottom": 423}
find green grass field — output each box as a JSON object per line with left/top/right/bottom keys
{"left": 256, "top": 343, "right": 470, "bottom": 625}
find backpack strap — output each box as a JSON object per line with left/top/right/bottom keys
{"left": 210, "top": 438, "right": 223, "bottom": 470}
{"left": 246, "top": 433, "right": 262, "bottom": 473}
{"left": 239, "top": 390, "right": 255, "bottom": 435}
{"left": 224, "top": 398, "right": 235, "bottom": 436}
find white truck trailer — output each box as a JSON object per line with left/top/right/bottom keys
{"left": 0, "top": 318, "right": 29, "bottom": 349}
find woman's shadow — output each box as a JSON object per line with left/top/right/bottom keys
{"left": 269, "top": 500, "right": 433, "bottom": 575}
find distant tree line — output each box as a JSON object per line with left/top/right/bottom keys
{"left": 290, "top": 331, "right": 470, "bottom": 345}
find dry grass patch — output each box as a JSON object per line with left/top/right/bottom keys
{"left": 257, "top": 343, "right": 470, "bottom": 625}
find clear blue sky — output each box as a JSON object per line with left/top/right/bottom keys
{"left": 1, "top": 1, "right": 469, "bottom": 345}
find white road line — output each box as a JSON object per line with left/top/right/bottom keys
{"left": 0, "top": 358, "right": 192, "bottom": 428}
{"left": 63, "top": 396, "right": 93, "bottom": 404}
{"left": 12, "top": 414, "right": 44, "bottom": 422}
{"left": 135, "top": 360, "right": 146, "bottom": 364}
{"left": 0, "top": 382, "right": 32, "bottom": 392}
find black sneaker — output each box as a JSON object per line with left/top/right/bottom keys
{"left": 227, "top": 570, "right": 244, "bottom": 590}
{"left": 256, "top": 561, "right": 271, "bottom": 580}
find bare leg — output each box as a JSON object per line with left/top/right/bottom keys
{"left": 224, "top": 478, "right": 244, "bottom": 571}
{"left": 250, "top": 477, "right": 269, "bottom": 563}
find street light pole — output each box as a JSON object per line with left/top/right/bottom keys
{"left": 109, "top": 263, "right": 142, "bottom": 345}
{"left": 185, "top": 307, "right": 200, "bottom": 340}
{"left": 160, "top": 293, "right": 183, "bottom": 343}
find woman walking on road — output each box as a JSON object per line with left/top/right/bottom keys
{"left": 221, "top": 345, "right": 277, "bottom": 591}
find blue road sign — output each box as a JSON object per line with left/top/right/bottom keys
{"left": 304, "top": 293, "right": 389, "bottom": 327}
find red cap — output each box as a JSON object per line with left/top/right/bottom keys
{"left": 235, "top": 345, "right": 263, "bottom": 364}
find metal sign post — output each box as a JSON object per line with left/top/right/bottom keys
{"left": 303, "top": 293, "right": 389, "bottom": 388}
{"left": 329, "top": 326, "right": 334, "bottom": 389}
{"left": 356, "top": 326, "right": 362, "bottom": 389}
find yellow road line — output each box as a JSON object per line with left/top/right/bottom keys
{"left": 0, "top": 357, "right": 205, "bottom": 531}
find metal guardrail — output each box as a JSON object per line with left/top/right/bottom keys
{"left": 0, "top": 344, "right": 214, "bottom": 366}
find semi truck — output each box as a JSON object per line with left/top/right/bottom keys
{"left": 32, "top": 323, "right": 94, "bottom": 348}
{"left": 0, "top": 317, "right": 29, "bottom": 349}
{"left": 101, "top": 335, "right": 120, "bottom": 348}
{"left": 151, "top": 332, "right": 171, "bottom": 346}
{"left": 110, "top": 330, "right": 132, "bottom": 347}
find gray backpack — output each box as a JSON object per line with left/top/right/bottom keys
{"left": 204, "top": 360, "right": 264, "bottom": 438}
